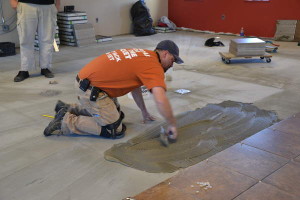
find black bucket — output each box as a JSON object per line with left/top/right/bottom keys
{"left": 0, "top": 42, "right": 16, "bottom": 57}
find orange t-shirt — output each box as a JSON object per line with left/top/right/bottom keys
{"left": 78, "top": 48, "right": 166, "bottom": 97}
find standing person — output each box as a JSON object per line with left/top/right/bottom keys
{"left": 10, "top": 0, "right": 60, "bottom": 82}
{"left": 44, "top": 40, "right": 184, "bottom": 140}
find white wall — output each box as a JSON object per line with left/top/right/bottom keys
{"left": 61, "top": 0, "right": 168, "bottom": 36}
{"left": 0, "top": 0, "right": 168, "bottom": 46}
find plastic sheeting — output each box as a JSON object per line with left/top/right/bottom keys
{"left": 130, "top": 1, "right": 155, "bottom": 36}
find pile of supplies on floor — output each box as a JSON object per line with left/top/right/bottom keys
{"left": 229, "top": 38, "right": 265, "bottom": 56}
{"left": 154, "top": 16, "right": 176, "bottom": 33}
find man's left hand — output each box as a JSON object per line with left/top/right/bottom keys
{"left": 55, "top": 0, "right": 60, "bottom": 10}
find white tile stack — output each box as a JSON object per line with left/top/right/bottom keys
{"left": 229, "top": 38, "right": 265, "bottom": 56}
{"left": 154, "top": 26, "right": 176, "bottom": 33}
{"left": 95, "top": 35, "right": 112, "bottom": 43}
{"left": 274, "top": 20, "right": 297, "bottom": 41}
{"left": 57, "top": 11, "right": 95, "bottom": 46}
{"left": 73, "top": 23, "right": 96, "bottom": 47}
{"left": 295, "top": 22, "right": 300, "bottom": 42}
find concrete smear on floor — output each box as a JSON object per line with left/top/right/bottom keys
{"left": 39, "top": 89, "right": 62, "bottom": 97}
{"left": 105, "top": 101, "right": 278, "bottom": 173}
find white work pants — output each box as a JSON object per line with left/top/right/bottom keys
{"left": 61, "top": 81, "right": 123, "bottom": 135}
{"left": 17, "top": 3, "right": 57, "bottom": 71}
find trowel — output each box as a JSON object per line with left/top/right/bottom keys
{"left": 160, "top": 126, "right": 176, "bottom": 147}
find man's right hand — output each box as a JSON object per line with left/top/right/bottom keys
{"left": 167, "top": 125, "right": 178, "bottom": 140}
{"left": 10, "top": 0, "right": 18, "bottom": 9}
{"left": 151, "top": 86, "right": 177, "bottom": 139}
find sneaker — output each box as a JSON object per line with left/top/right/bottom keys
{"left": 14, "top": 71, "right": 29, "bottom": 82}
{"left": 44, "top": 120, "right": 62, "bottom": 136}
{"left": 55, "top": 100, "right": 70, "bottom": 113}
{"left": 54, "top": 107, "right": 68, "bottom": 120}
{"left": 41, "top": 68, "right": 54, "bottom": 78}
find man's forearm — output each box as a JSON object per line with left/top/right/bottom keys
{"left": 131, "top": 87, "right": 147, "bottom": 113}
{"left": 152, "top": 87, "right": 176, "bottom": 126}
{"left": 55, "top": 0, "right": 60, "bottom": 10}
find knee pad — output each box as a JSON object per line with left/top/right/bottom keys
{"left": 100, "top": 111, "right": 126, "bottom": 139}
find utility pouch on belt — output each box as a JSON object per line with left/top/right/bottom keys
{"left": 79, "top": 78, "right": 90, "bottom": 92}
{"left": 90, "top": 87, "right": 101, "bottom": 101}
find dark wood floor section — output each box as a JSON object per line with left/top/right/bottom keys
{"left": 134, "top": 113, "right": 300, "bottom": 200}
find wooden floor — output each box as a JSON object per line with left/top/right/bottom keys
{"left": 134, "top": 113, "right": 300, "bottom": 200}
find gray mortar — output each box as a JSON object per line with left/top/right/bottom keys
{"left": 104, "top": 100, "right": 279, "bottom": 173}
{"left": 39, "top": 90, "right": 62, "bottom": 97}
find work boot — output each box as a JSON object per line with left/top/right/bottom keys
{"left": 41, "top": 68, "right": 54, "bottom": 78}
{"left": 55, "top": 100, "right": 70, "bottom": 113}
{"left": 54, "top": 107, "right": 68, "bottom": 120}
{"left": 14, "top": 71, "right": 29, "bottom": 82}
{"left": 44, "top": 120, "right": 62, "bottom": 136}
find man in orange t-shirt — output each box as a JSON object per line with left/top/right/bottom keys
{"left": 44, "top": 40, "right": 184, "bottom": 140}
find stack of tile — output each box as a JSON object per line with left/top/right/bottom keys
{"left": 229, "top": 38, "right": 265, "bottom": 56}
{"left": 57, "top": 11, "right": 89, "bottom": 46}
{"left": 73, "top": 23, "right": 96, "bottom": 47}
{"left": 293, "top": 21, "right": 300, "bottom": 42}
{"left": 95, "top": 35, "right": 112, "bottom": 43}
{"left": 154, "top": 26, "right": 176, "bottom": 33}
{"left": 58, "top": 23, "right": 76, "bottom": 46}
{"left": 34, "top": 25, "right": 60, "bottom": 51}
{"left": 274, "top": 20, "right": 297, "bottom": 41}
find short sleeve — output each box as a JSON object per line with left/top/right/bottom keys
{"left": 137, "top": 64, "right": 166, "bottom": 91}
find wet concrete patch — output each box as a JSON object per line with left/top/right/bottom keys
{"left": 39, "top": 90, "right": 62, "bottom": 97}
{"left": 105, "top": 101, "right": 279, "bottom": 173}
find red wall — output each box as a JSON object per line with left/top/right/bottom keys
{"left": 168, "top": 0, "right": 300, "bottom": 37}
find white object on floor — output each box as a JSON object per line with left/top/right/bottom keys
{"left": 174, "top": 89, "right": 191, "bottom": 95}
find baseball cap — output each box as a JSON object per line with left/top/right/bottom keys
{"left": 155, "top": 40, "right": 184, "bottom": 64}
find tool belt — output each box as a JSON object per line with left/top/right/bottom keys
{"left": 76, "top": 75, "right": 107, "bottom": 101}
